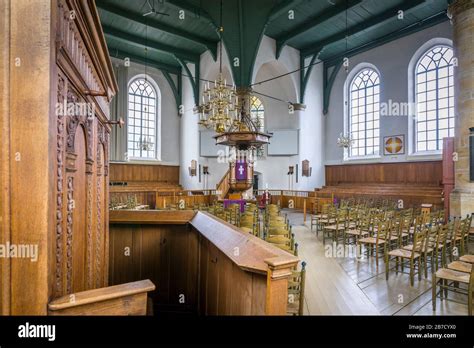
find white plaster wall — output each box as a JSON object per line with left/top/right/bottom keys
{"left": 325, "top": 21, "right": 453, "bottom": 165}
{"left": 110, "top": 57, "right": 180, "bottom": 165}
{"left": 296, "top": 61, "right": 325, "bottom": 190}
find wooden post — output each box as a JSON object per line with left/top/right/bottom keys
{"left": 264, "top": 256, "right": 298, "bottom": 315}
{"left": 303, "top": 199, "right": 307, "bottom": 223}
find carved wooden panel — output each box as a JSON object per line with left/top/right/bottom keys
{"left": 51, "top": 0, "right": 113, "bottom": 298}
{"left": 4, "top": 0, "right": 116, "bottom": 314}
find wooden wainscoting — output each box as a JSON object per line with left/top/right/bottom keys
{"left": 321, "top": 161, "right": 444, "bottom": 209}
{"left": 109, "top": 210, "right": 298, "bottom": 316}
{"left": 110, "top": 163, "right": 180, "bottom": 186}
{"left": 325, "top": 161, "right": 442, "bottom": 186}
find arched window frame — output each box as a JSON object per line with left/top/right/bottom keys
{"left": 408, "top": 38, "right": 454, "bottom": 157}
{"left": 126, "top": 74, "right": 162, "bottom": 161}
{"left": 250, "top": 95, "right": 265, "bottom": 132}
{"left": 343, "top": 63, "right": 382, "bottom": 161}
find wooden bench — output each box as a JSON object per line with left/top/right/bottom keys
{"left": 316, "top": 183, "right": 443, "bottom": 209}
{"left": 48, "top": 280, "right": 155, "bottom": 316}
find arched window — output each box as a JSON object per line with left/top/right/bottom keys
{"left": 127, "top": 77, "right": 159, "bottom": 160}
{"left": 250, "top": 96, "right": 264, "bottom": 132}
{"left": 349, "top": 68, "right": 380, "bottom": 157}
{"left": 415, "top": 45, "right": 454, "bottom": 152}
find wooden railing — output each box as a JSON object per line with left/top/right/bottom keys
{"left": 110, "top": 187, "right": 218, "bottom": 210}
{"left": 109, "top": 210, "right": 299, "bottom": 315}
{"left": 216, "top": 169, "right": 231, "bottom": 199}
{"left": 48, "top": 280, "right": 155, "bottom": 315}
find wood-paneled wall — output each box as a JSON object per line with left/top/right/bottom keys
{"left": 325, "top": 161, "right": 443, "bottom": 186}
{"left": 109, "top": 224, "right": 199, "bottom": 314}
{"left": 109, "top": 163, "right": 180, "bottom": 185}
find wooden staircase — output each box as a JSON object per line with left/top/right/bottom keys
{"left": 216, "top": 169, "right": 230, "bottom": 200}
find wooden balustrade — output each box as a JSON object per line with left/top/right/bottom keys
{"left": 216, "top": 169, "right": 231, "bottom": 199}
{"left": 109, "top": 210, "right": 299, "bottom": 315}
{"left": 110, "top": 188, "right": 218, "bottom": 210}
{"left": 48, "top": 280, "right": 155, "bottom": 316}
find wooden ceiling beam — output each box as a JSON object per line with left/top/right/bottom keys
{"left": 97, "top": 2, "right": 218, "bottom": 59}
{"left": 108, "top": 46, "right": 182, "bottom": 74}
{"left": 268, "top": 0, "right": 307, "bottom": 23}
{"left": 275, "top": 0, "right": 363, "bottom": 58}
{"left": 301, "top": 0, "right": 426, "bottom": 57}
{"left": 103, "top": 25, "right": 200, "bottom": 63}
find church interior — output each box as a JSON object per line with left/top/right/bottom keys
{"left": 1, "top": 0, "right": 474, "bottom": 321}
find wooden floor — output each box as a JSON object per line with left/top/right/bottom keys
{"left": 284, "top": 210, "right": 472, "bottom": 316}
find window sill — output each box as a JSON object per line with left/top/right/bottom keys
{"left": 343, "top": 155, "right": 381, "bottom": 163}
{"left": 127, "top": 158, "right": 162, "bottom": 164}
{"left": 406, "top": 151, "right": 442, "bottom": 161}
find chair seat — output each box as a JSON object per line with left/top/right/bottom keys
{"left": 266, "top": 236, "right": 291, "bottom": 244}
{"left": 345, "top": 229, "right": 369, "bottom": 236}
{"left": 358, "top": 237, "right": 385, "bottom": 244}
{"left": 435, "top": 268, "right": 470, "bottom": 283}
{"left": 403, "top": 245, "right": 433, "bottom": 253}
{"left": 447, "top": 261, "right": 472, "bottom": 273}
{"left": 287, "top": 303, "right": 301, "bottom": 315}
{"left": 319, "top": 219, "right": 336, "bottom": 224}
{"left": 324, "top": 224, "right": 345, "bottom": 230}
{"left": 389, "top": 248, "right": 420, "bottom": 259}
{"left": 314, "top": 214, "right": 328, "bottom": 219}
{"left": 459, "top": 254, "right": 474, "bottom": 264}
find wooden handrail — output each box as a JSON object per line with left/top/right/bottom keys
{"left": 48, "top": 280, "right": 155, "bottom": 315}
{"left": 216, "top": 169, "right": 231, "bottom": 199}
{"left": 109, "top": 209, "right": 196, "bottom": 224}
{"left": 190, "top": 211, "right": 298, "bottom": 274}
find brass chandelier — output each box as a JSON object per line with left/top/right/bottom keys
{"left": 198, "top": 0, "right": 239, "bottom": 133}
{"left": 198, "top": 74, "right": 239, "bottom": 133}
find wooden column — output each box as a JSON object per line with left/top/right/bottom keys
{"left": 9, "top": 0, "right": 54, "bottom": 315}
{"left": 264, "top": 257, "right": 296, "bottom": 315}
{"left": 0, "top": 0, "right": 11, "bottom": 316}
{"left": 449, "top": 0, "right": 474, "bottom": 218}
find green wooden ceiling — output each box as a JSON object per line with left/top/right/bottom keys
{"left": 97, "top": 0, "right": 450, "bottom": 108}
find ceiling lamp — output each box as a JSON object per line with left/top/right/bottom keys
{"left": 337, "top": 132, "right": 354, "bottom": 148}
{"left": 198, "top": 0, "right": 238, "bottom": 133}
{"left": 198, "top": 74, "right": 239, "bottom": 133}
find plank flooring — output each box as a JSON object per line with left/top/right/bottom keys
{"left": 283, "top": 210, "right": 472, "bottom": 316}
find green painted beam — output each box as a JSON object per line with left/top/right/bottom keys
{"left": 177, "top": 58, "right": 200, "bottom": 106}
{"left": 323, "top": 11, "right": 448, "bottom": 66}
{"left": 323, "top": 60, "right": 343, "bottom": 115}
{"left": 275, "top": 0, "right": 363, "bottom": 59}
{"left": 268, "top": 0, "right": 306, "bottom": 23}
{"left": 108, "top": 47, "right": 182, "bottom": 74}
{"left": 166, "top": 0, "right": 216, "bottom": 26}
{"left": 301, "top": 0, "right": 426, "bottom": 56}
{"left": 162, "top": 71, "right": 183, "bottom": 111}
{"left": 299, "top": 53, "right": 317, "bottom": 104}
{"left": 103, "top": 25, "right": 200, "bottom": 63}
{"left": 97, "top": 1, "right": 218, "bottom": 60}
{"left": 203, "top": 0, "right": 278, "bottom": 87}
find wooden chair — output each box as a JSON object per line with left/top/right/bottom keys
{"left": 322, "top": 210, "right": 346, "bottom": 245}
{"left": 287, "top": 261, "right": 306, "bottom": 316}
{"left": 358, "top": 220, "right": 389, "bottom": 267}
{"left": 343, "top": 213, "right": 371, "bottom": 245}
{"left": 386, "top": 228, "right": 426, "bottom": 286}
{"left": 460, "top": 254, "right": 474, "bottom": 264}
{"left": 432, "top": 260, "right": 474, "bottom": 315}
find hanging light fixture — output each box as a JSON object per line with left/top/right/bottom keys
{"left": 337, "top": 132, "right": 354, "bottom": 148}
{"left": 198, "top": 0, "right": 239, "bottom": 133}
